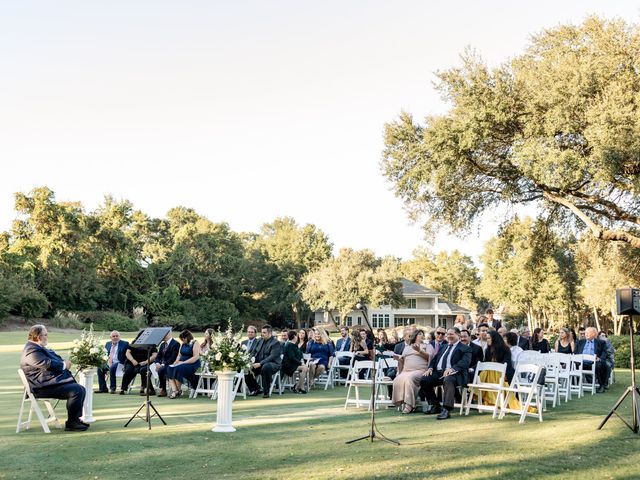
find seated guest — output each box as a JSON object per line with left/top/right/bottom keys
{"left": 241, "top": 326, "right": 258, "bottom": 354}
{"left": 576, "top": 327, "right": 609, "bottom": 393}
{"left": 390, "top": 329, "right": 401, "bottom": 346}
{"left": 121, "top": 342, "right": 156, "bottom": 395}
{"left": 375, "top": 329, "right": 394, "bottom": 360}
{"left": 151, "top": 330, "right": 180, "bottom": 397}
{"left": 97, "top": 330, "right": 129, "bottom": 394}
{"left": 282, "top": 330, "right": 308, "bottom": 394}
{"left": 484, "top": 330, "right": 514, "bottom": 383}
{"left": 498, "top": 327, "right": 508, "bottom": 340}
{"left": 487, "top": 308, "right": 501, "bottom": 330}
{"left": 392, "top": 329, "right": 433, "bottom": 414}
{"left": 453, "top": 314, "right": 466, "bottom": 331}
{"left": 531, "top": 328, "right": 550, "bottom": 353}
{"left": 599, "top": 331, "right": 615, "bottom": 389}
{"left": 555, "top": 327, "right": 575, "bottom": 354}
{"left": 420, "top": 327, "right": 471, "bottom": 420}
{"left": 335, "top": 326, "right": 352, "bottom": 379}
{"left": 431, "top": 327, "right": 447, "bottom": 355}
{"left": 306, "top": 328, "right": 335, "bottom": 388}
{"left": 167, "top": 330, "right": 201, "bottom": 398}
{"left": 296, "top": 328, "right": 309, "bottom": 353}
{"left": 279, "top": 331, "right": 288, "bottom": 344}
{"left": 505, "top": 332, "right": 523, "bottom": 367}
{"left": 351, "top": 329, "right": 373, "bottom": 365}
{"left": 578, "top": 326, "right": 586, "bottom": 341}
{"left": 244, "top": 325, "right": 282, "bottom": 398}
{"left": 518, "top": 326, "right": 531, "bottom": 350}
{"left": 20, "top": 325, "right": 88, "bottom": 431}
{"left": 460, "top": 329, "right": 483, "bottom": 380}
{"left": 201, "top": 328, "right": 214, "bottom": 355}
{"left": 473, "top": 323, "right": 490, "bottom": 354}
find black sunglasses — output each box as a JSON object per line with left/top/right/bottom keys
{"left": 436, "top": 331, "right": 445, "bottom": 335}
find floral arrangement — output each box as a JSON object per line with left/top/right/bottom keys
{"left": 69, "top": 325, "right": 108, "bottom": 370}
{"left": 201, "top": 321, "right": 252, "bottom": 373}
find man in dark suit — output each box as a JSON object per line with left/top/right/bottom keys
{"left": 241, "top": 325, "right": 258, "bottom": 355}
{"left": 576, "top": 327, "right": 609, "bottom": 393}
{"left": 97, "top": 330, "right": 129, "bottom": 393}
{"left": 420, "top": 327, "right": 472, "bottom": 420}
{"left": 120, "top": 342, "right": 156, "bottom": 395}
{"left": 149, "top": 330, "right": 180, "bottom": 397}
{"left": 487, "top": 309, "right": 502, "bottom": 330}
{"left": 20, "top": 325, "right": 88, "bottom": 431}
{"left": 460, "top": 329, "right": 483, "bottom": 380}
{"left": 518, "top": 326, "right": 531, "bottom": 350}
{"left": 335, "top": 326, "right": 352, "bottom": 379}
{"left": 244, "top": 324, "right": 282, "bottom": 398}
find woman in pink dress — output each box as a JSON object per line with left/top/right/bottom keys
{"left": 392, "top": 329, "right": 434, "bottom": 413}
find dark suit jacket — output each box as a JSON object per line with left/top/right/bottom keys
{"left": 518, "top": 336, "right": 531, "bottom": 350}
{"left": 428, "top": 342, "right": 472, "bottom": 387}
{"left": 105, "top": 340, "right": 129, "bottom": 364}
{"left": 467, "top": 342, "right": 484, "bottom": 375}
{"left": 20, "top": 342, "right": 75, "bottom": 391}
{"left": 336, "top": 337, "right": 351, "bottom": 352}
{"left": 282, "top": 342, "right": 303, "bottom": 376}
{"left": 242, "top": 338, "right": 258, "bottom": 355}
{"left": 394, "top": 341, "right": 408, "bottom": 355}
{"left": 576, "top": 338, "right": 606, "bottom": 361}
{"left": 155, "top": 338, "right": 180, "bottom": 366}
{"left": 491, "top": 319, "right": 502, "bottom": 330}
{"left": 253, "top": 336, "right": 282, "bottom": 366}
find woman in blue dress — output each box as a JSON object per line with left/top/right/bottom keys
{"left": 167, "top": 330, "right": 201, "bottom": 398}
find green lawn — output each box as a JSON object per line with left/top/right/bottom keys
{"left": 2, "top": 336, "right": 640, "bottom": 480}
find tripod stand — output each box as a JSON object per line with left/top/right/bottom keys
{"left": 124, "top": 342, "right": 167, "bottom": 430}
{"left": 598, "top": 314, "right": 640, "bottom": 433}
{"left": 345, "top": 303, "right": 399, "bottom": 446}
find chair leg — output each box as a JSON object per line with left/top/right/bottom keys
{"left": 16, "top": 394, "right": 27, "bottom": 433}
{"left": 44, "top": 400, "right": 62, "bottom": 429}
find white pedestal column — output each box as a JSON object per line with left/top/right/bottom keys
{"left": 212, "top": 371, "right": 236, "bottom": 433}
{"left": 79, "top": 367, "right": 97, "bottom": 423}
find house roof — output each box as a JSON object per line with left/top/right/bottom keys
{"left": 400, "top": 278, "right": 439, "bottom": 296}
{"left": 437, "top": 299, "right": 471, "bottom": 314}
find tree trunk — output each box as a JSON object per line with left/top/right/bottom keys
{"left": 292, "top": 303, "right": 302, "bottom": 330}
{"left": 526, "top": 306, "right": 533, "bottom": 333}
{"left": 592, "top": 306, "right": 601, "bottom": 332}
{"left": 610, "top": 305, "right": 623, "bottom": 336}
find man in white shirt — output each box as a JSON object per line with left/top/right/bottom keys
{"left": 472, "top": 323, "right": 489, "bottom": 354}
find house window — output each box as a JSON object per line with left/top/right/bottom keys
{"left": 346, "top": 316, "right": 353, "bottom": 327}
{"left": 334, "top": 316, "right": 341, "bottom": 324}
{"left": 406, "top": 298, "right": 417, "bottom": 309}
{"left": 372, "top": 313, "right": 390, "bottom": 329}
{"left": 395, "top": 317, "right": 415, "bottom": 327}
{"left": 357, "top": 316, "right": 362, "bottom": 325}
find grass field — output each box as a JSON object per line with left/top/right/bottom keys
{"left": 2, "top": 333, "right": 640, "bottom": 480}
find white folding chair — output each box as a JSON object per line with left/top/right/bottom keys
{"left": 517, "top": 350, "right": 544, "bottom": 366}
{"left": 499, "top": 363, "right": 544, "bottom": 424}
{"left": 580, "top": 354, "right": 597, "bottom": 395}
{"left": 569, "top": 354, "right": 584, "bottom": 398}
{"left": 542, "top": 353, "right": 560, "bottom": 408}
{"left": 373, "top": 358, "right": 398, "bottom": 409}
{"left": 16, "top": 369, "right": 63, "bottom": 433}
{"left": 344, "top": 360, "right": 375, "bottom": 409}
{"left": 191, "top": 363, "right": 218, "bottom": 399}
{"left": 331, "top": 352, "right": 354, "bottom": 386}
{"left": 463, "top": 362, "right": 507, "bottom": 419}
{"left": 556, "top": 353, "right": 572, "bottom": 402}
{"left": 229, "top": 372, "right": 247, "bottom": 400}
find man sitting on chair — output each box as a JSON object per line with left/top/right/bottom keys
{"left": 420, "top": 327, "right": 471, "bottom": 420}
{"left": 576, "top": 327, "right": 609, "bottom": 393}
{"left": 97, "top": 330, "right": 128, "bottom": 394}
{"left": 244, "top": 325, "right": 282, "bottom": 398}
{"left": 20, "top": 325, "right": 88, "bottom": 431}
{"left": 152, "top": 331, "right": 180, "bottom": 397}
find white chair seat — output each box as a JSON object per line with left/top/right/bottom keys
{"left": 16, "top": 369, "right": 63, "bottom": 433}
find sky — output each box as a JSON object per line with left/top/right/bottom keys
{"left": 1, "top": 1, "right": 639, "bottom": 262}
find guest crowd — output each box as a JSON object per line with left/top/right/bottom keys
{"left": 19, "top": 311, "right": 615, "bottom": 431}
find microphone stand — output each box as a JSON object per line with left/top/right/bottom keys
{"left": 345, "top": 303, "right": 399, "bottom": 445}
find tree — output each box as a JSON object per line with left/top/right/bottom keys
{"left": 401, "top": 247, "right": 479, "bottom": 310}
{"left": 478, "top": 217, "right": 578, "bottom": 330}
{"left": 382, "top": 17, "right": 640, "bottom": 247}
{"left": 302, "top": 248, "right": 404, "bottom": 327}
{"left": 255, "top": 217, "right": 332, "bottom": 328}
{"left": 576, "top": 235, "right": 639, "bottom": 334}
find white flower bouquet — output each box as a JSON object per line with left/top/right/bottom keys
{"left": 201, "top": 321, "right": 251, "bottom": 373}
{"left": 69, "top": 324, "right": 108, "bottom": 371}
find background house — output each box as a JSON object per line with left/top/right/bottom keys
{"left": 314, "top": 278, "right": 470, "bottom": 330}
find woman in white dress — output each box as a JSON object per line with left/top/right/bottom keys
{"left": 392, "top": 329, "right": 434, "bottom": 414}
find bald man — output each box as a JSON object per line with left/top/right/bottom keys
{"left": 576, "top": 327, "right": 609, "bottom": 393}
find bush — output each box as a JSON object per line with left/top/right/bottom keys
{"left": 14, "top": 286, "right": 50, "bottom": 319}
{"left": 150, "top": 315, "right": 188, "bottom": 330}
{"left": 50, "top": 310, "right": 84, "bottom": 329}
{"left": 76, "top": 310, "right": 146, "bottom": 333}
{"left": 609, "top": 334, "right": 640, "bottom": 369}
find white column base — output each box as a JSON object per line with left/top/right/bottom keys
{"left": 212, "top": 371, "right": 236, "bottom": 433}
{"left": 79, "top": 367, "right": 97, "bottom": 423}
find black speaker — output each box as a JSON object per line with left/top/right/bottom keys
{"left": 616, "top": 288, "right": 640, "bottom": 315}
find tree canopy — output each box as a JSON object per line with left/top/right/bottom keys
{"left": 382, "top": 16, "right": 640, "bottom": 247}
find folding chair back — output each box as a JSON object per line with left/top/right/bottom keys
{"left": 499, "top": 363, "right": 544, "bottom": 424}
{"left": 16, "top": 369, "right": 62, "bottom": 433}
{"left": 344, "top": 361, "right": 375, "bottom": 409}
{"left": 463, "top": 361, "right": 507, "bottom": 419}
{"left": 580, "top": 353, "right": 597, "bottom": 395}
{"left": 569, "top": 354, "right": 584, "bottom": 398}
{"left": 556, "top": 353, "right": 572, "bottom": 402}
{"left": 518, "top": 350, "right": 544, "bottom": 365}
